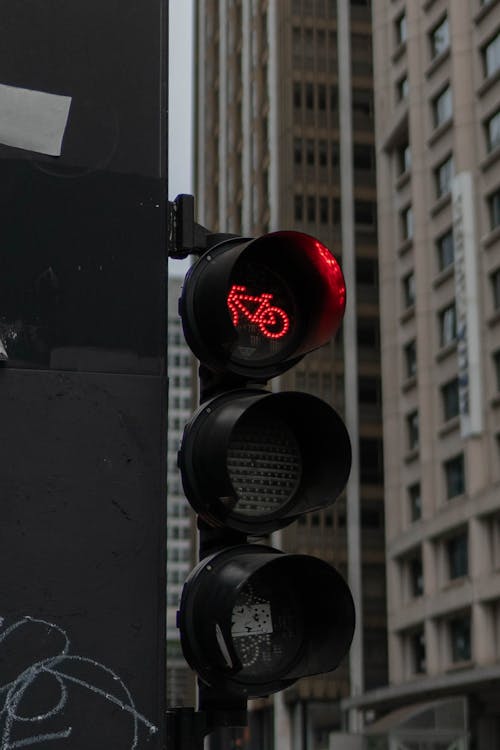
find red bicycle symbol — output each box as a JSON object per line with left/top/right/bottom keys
{"left": 227, "top": 285, "right": 290, "bottom": 340}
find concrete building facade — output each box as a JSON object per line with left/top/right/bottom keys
{"left": 349, "top": 0, "right": 500, "bottom": 745}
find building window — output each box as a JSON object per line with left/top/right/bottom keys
{"left": 359, "top": 438, "right": 384, "bottom": 484}
{"left": 401, "top": 205, "right": 413, "bottom": 241}
{"left": 294, "top": 194, "right": 304, "bottom": 222}
{"left": 447, "top": 531, "right": 468, "bottom": 579}
{"left": 407, "top": 410, "right": 419, "bottom": 451}
{"left": 356, "top": 257, "right": 379, "bottom": 288}
{"left": 433, "top": 85, "right": 452, "bottom": 128}
{"left": 358, "top": 375, "right": 381, "bottom": 406}
{"left": 436, "top": 229, "right": 454, "bottom": 271}
{"left": 357, "top": 318, "right": 379, "bottom": 349}
{"left": 489, "top": 188, "right": 500, "bottom": 230}
{"left": 396, "top": 74, "right": 409, "bottom": 102}
{"left": 491, "top": 268, "right": 500, "bottom": 310}
{"left": 304, "top": 27, "right": 314, "bottom": 66}
{"left": 398, "top": 142, "right": 411, "bottom": 175}
{"left": 294, "top": 138, "right": 302, "bottom": 165}
{"left": 449, "top": 613, "right": 471, "bottom": 663}
{"left": 354, "top": 144, "right": 375, "bottom": 171}
{"left": 293, "top": 81, "right": 302, "bottom": 109}
{"left": 486, "top": 109, "right": 500, "bottom": 153}
{"left": 435, "top": 155, "right": 454, "bottom": 199}
{"left": 354, "top": 200, "right": 377, "bottom": 227}
{"left": 403, "top": 271, "right": 416, "bottom": 309}
{"left": 430, "top": 16, "right": 450, "bottom": 59}
{"left": 404, "top": 339, "right": 417, "bottom": 379}
{"left": 439, "top": 303, "right": 457, "bottom": 348}
{"left": 494, "top": 350, "right": 500, "bottom": 393}
{"left": 306, "top": 139, "right": 314, "bottom": 166}
{"left": 441, "top": 377, "right": 460, "bottom": 421}
{"left": 352, "top": 33, "right": 373, "bottom": 76}
{"left": 330, "top": 85, "right": 338, "bottom": 112}
{"left": 409, "top": 551, "right": 424, "bottom": 596}
{"left": 331, "top": 142, "right": 339, "bottom": 168}
{"left": 411, "top": 629, "right": 426, "bottom": 674}
{"left": 409, "top": 483, "right": 422, "bottom": 522}
{"left": 395, "top": 12, "right": 407, "bottom": 47}
{"left": 332, "top": 197, "right": 341, "bottom": 224}
{"left": 318, "top": 139, "right": 328, "bottom": 167}
{"left": 483, "top": 33, "right": 500, "bottom": 79}
{"left": 305, "top": 82, "right": 314, "bottom": 109}
{"left": 444, "top": 453, "right": 465, "bottom": 499}
{"left": 307, "top": 195, "right": 316, "bottom": 222}
{"left": 319, "top": 196, "right": 328, "bottom": 224}
{"left": 352, "top": 88, "right": 373, "bottom": 122}
{"left": 318, "top": 83, "right": 326, "bottom": 111}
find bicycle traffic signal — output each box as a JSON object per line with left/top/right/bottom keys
{"left": 171, "top": 196, "right": 354, "bottom": 705}
{"left": 179, "top": 230, "right": 346, "bottom": 379}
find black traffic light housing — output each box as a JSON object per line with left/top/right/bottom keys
{"left": 178, "top": 389, "right": 351, "bottom": 535}
{"left": 178, "top": 545, "right": 355, "bottom": 699}
{"left": 168, "top": 194, "right": 354, "bottom": 745}
{"left": 179, "top": 230, "right": 346, "bottom": 380}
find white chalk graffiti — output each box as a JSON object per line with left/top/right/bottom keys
{"left": 0, "top": 616, "right": 158, "bottom": 749}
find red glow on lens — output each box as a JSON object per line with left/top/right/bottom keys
{"left": 314, "top": 241, "right": 346, "bottom": 309}
{"left": 227, "top": 285, "right": 290, "bottom": 340}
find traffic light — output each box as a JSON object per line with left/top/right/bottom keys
{"left": 179, "top": 230, "right": 346, "bottom": 380}
{"left": 178, "top": 545, "right": 355, "bottom": 698}
{"left": 172, "top": 198, "right": 354, "bottom": 706}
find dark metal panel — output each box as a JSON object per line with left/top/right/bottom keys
{"left": 0, "top": 0, "right": 168, "bottom": 747}
{"left": 1, "top": 369, "right": 167, "bottom": 748}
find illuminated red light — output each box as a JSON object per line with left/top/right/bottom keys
{"left": 227, "top": 284, "right": 290, "bottom": 340}
{"left": 314, "top": 241, "right": 346, "bottom": 310}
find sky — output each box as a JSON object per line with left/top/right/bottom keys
{"left": 168, "top": 0, "right": 194, "bottom": 201}
{"left": 168, "top": 0, "right": 194, "bottom": 277}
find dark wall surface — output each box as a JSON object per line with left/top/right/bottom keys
{"left": 0, "top": 1, "right": 168, "bottom": 748}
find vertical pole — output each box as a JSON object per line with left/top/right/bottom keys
{"left": 167, "top": 708, "right": 206, "bottom": 750}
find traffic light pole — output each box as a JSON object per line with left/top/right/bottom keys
{"left": 166, "top": 707, "right": 206, "bottom": 750}
{"left": 168, "top": 202, "right": 250, "bottom": 748}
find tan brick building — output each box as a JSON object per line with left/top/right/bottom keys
{"left": 343, "top": 0, "right": 500, "bottom": 745}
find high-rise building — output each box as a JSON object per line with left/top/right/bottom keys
{"left": 344, "top": 0, "right": 500, "bottom": 746}
{"left": 194, "top": 1, "right": 387, "bottom": 746}
{"left": 167, "top": 275, "right": 196, "bottom": 707}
